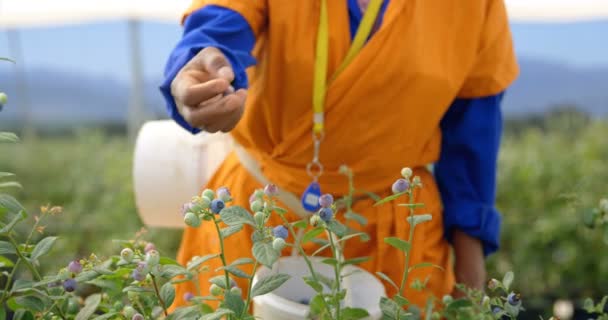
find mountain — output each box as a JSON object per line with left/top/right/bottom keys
{"left": 0, "top": 57, "right": 606, "bottom": 128}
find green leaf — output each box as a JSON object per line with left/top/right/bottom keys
{"left": 228, "top": 257, "right": 254, "bottom": 267}
{"left": 303, "top": 276, "right": 323, "bottom": 292}
{"left": 358, "top": 190, "right": 382, "bottom": 202}
{"left": 342, "top": 307, "right": 369, "bottom": 320}
{"left": 251, "top": 273, "right": 290, "bottom": 297}
{"left": 406, "top": 214, "right": 433, "bottom": 227}
{"left": 446, "top": 299, "right": 473, "bottom": 311}
{"left": 598, "top": 296, "right": 608, "bottom": 312}
{"left": 199, "top": 308, "right": 234, "bottom": 320}
{"left": 161, "top": 282, "right": 176, "bottom": 307}
{"left": 397, "top": 203, "right": 425, "bottom": 209}
{"left": 309, "top": 294, "right": 325, "bottom": 315}
{"left": 0, "top": 57, "right": 15, "bottom": 63}
{"left": 75, "top": 270, "right": 101, "bottom": 282}
{"left": 301, "top": 227, "right": 324, "bottom": 244}
{"left": 321, "top": 258, "right": 338, "bottom": 266}
{"left": 220, "top": 265, "right": 250, "bottom": 279}
{"left": 161, "top": 265, "right": 190, "bottom": 279}
{"left": 384, "top": 237, "right": 411, "bottom": 253}
{"left": 273, "top": 206, "right": 288, "bottom": 214}
{"left": 187, "top": 253, "right": 220, "bottom": 271}
{"left": 159, "top": 257, "right": 181, "bottom": 266}
{"left": 0, "top": 182, "right": 22, "bottom": 189}
{"left": 75, "top": 293, "right": 102, "bottom": 320}
{"left": 221, "top": 225, "right": 243, "bottom": 238}
{"left": 315, "top": 273, "right": 335, "bottom": 289}
{"left": 0, "top": 172, "right": 15, "bottom": 179}
{"left": 219, "top": 206, "right": 256, "bottom": 227}
{"left": 252, "top": 242, "right": 279, "bottom": 268}
{"left": 343, "top": 256, "right": 370, "bottom": 266}
{"left": 0, "top": 255, "right": 14, "bottom": 268}
{"left": 30, "top": 236, "right": 58, "bottom": 261}
{"left": 326, "top": 220, "right": 347, "bottom": 237}
{"left": 376, "top": 272, "right": 399, "bottom": 291}
{"left": 0, "top": 194, "right": 25, "bottom": 215}
{"left": 86, "top": 278, "right": 120, "bottom": 292}
{"left": 223, "top": 289, "right": 245, "bottom": 315}
{"left": 311, "top": 243, "right": 331, "bottom": 256}
{"left": 0, "top": 241, "right": 15, "bottom": 255}
{"left": 0, "top": 210, "right": 27, "bottom": 235}
{"left": 14, "top": 296, "right": 45, "bottom": 312}
{"left": 0, "top": 132, "right": 19, "bottom": 143}
{"left": 123, "top": 286, "right": 154, "bottom": 293}
{"left": 394, "top": 295, "right": 409, "bottom": 307}
{"left": 408, "top": 262, "right": 444, "bottom": 272}
{"left": 380, "top": 297, "right": 402, "bottom": 319}
{"left": 291, "top": 220, "right": 308, "bottom": 229}
{"left": 167, "top": 305, "right": 200, "bottom": 320}
{"left": 209, "top": 275, "right": 230, "bottom": 289}
{"left": 374, "top": 192, "right": 407, "bottom": 206}
{"left": 0, "top": 309, "right": 5, "bottom": 320}
{"left": 93, "top": 312, "right": 120, "bottom": 320}
{"left": 12, "top": 310, "right": 33, "bottom": 320}
{"left": 344, "top": 212, "right": 368, "bottom": 226}
{"left": 583, "top": 298, "right": 595, "bottom": 313}
{"left": 502, "top": 271, "right": 514, "bottom": 291}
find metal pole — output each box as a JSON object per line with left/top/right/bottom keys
{"left": 127, "top": 18, "right": 146, "bottom": 141}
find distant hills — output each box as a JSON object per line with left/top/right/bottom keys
{"left": 0, "top": 57, "right": 606, "bottom": 128}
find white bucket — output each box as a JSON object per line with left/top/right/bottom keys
{"left": 252, "top": 256, "right": 385, "bottom": 320}
{"left": 132, "top": 120, "right": 232, "bottom": 228}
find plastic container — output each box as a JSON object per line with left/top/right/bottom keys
{"left": 252, "top": 256, "right": 385, "bottom": 320}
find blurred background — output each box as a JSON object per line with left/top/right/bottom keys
{"left": 0, "top": 0, "right": 607, "bottom": 318}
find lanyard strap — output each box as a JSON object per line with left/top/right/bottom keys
{"left": 312, "top": 0, "right": 384, "bottom": 135}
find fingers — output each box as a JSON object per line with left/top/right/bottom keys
{"left": 195, "top": 47, "right": 235, "bottom": 82}
{"left": 180, "top": 89, "right": 247, "bottom": 133}
{"left": 174, "top": 78, "right": 231, "bottom": 107}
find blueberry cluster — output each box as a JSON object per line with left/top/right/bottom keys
{"left": 182, "top": 187, "right": 232, "bottom": 228}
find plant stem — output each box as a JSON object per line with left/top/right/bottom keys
{"left": 151, "top": 274, "right": 169, "bottom": 316}
{"left": 8, "top": 237, "right": 42, "bottom": 281}
{"left": 399, "top": 190, "right": 416, "bottom": 296}
{"left": 212, "top": 216, "right": 231, "bottom": 292}
{"left": 327, "top": 230, "right": 342, "bottom": 320}
{"left": 241, "top": 260, "right": 259, "bottom": 317}
{"left": 278, "top": 213, "right": 333, "bottom": 319}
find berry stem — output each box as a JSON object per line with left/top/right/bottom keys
{"left": 151, "top": 274, "right": 169, "bottom": 316}
{"left": 277, "top": 213, "right": 333, "bottom": 319}
{"left": 211, "top": 216, "right": 231, "bottom": 297}
{"left": 327, "top": 229, "right": 342, "bottom": 320}
{"left": 399, "top": 190, "right": 416, "bottom": 296}
{"left": 241, "top": 260, "right": 259, "bottom": 317}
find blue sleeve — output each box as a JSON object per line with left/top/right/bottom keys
{"left": 434, "top": 93, "right": 504, "bottom": 256}
{"left": 159, "top": 6, "right": 257, "bottom": 134}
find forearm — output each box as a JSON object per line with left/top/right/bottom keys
{"left": 452, "top": 229, "right": 486, "bottom": 291}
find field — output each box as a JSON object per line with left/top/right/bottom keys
{"left": 1, "top": 110, "right": 606, "bottom": 315}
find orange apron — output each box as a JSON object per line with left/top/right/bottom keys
{"left": 172, "top": 0, "right": 518, "bottom": 309}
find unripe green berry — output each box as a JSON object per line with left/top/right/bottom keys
{"left": 0, "top": 92, "right": 7, "bottom": 105}
{"left": 123, "top": 306, "right": 136, "bottom": 318}
{"left": 200, "top": 196, "right": 212, "bottom": 209}
{"left": 145, "top": 250, "right": 160, "bottom": 267}
{"left": 254, "top": 211, "right": 265, "bottom": 226}
{"left": 600, "top": 198, "right": 608, "bottom": 213}
{"left": 254, "top": 189, "right": 264, "bottom": 199}
{"left": 184, "top": 212, "right": 201, "bottom": 227}
{"left": 121, "top": 248, "right": 134, "bottom": 262}
{"left": 309, "top": 215, "right": 322, "bottom": 227}
{"left": 230, "top": 286, "right": 242, "bottom": 296}
{"left": 210, "top": 284, "right": 223, "bottom": 296}
{"left": 202, "top": 189, "right": 215, "bottom": 200}
{"left": 250, "top": 200, "right": 263, "bottom": 212}
{"left": 401, "top": 167, "right": 413, "bottom": 178}
{"left": 273, "top": 238, "right": 286, "bottom": 251}
{"left": 442, "top": 294, "right": 453, "bottom": 305}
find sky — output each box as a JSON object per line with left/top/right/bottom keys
{"left": 0, "top": 19, "right": 607, "bottom": 84}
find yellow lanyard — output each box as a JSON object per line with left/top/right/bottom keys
{"left": 307, "top": 0, "right": 384, "bottom": 181}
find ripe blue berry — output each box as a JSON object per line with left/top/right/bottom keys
{"left": 493, "top": 307, "right": 502, "bottom": 315}
{"left": 273, "top": 225, "right": 288, "bottom": 240}
{"left": 507, "top": 292, "right": 521, "bottom": 306}
{"left": 264, "top": 184, "right": 278, "bottom": 197}
{"left": 68, "top": 260, "right": 82, "bottom": 274}
{"left": 217, "top": 187, "right": 231, "bottom": 202}
{"left": 63, "top": 278, "right": 77, "bottom": 292}
{"left": 184, "top": 292, "right": 194, "bottom": 302}
{"left": 391, "top": 179, "right": 409, "bottom": 194}
{"left": 131, "top": 269, "right": 145, "bottom": 282}
{"left": 318, "top": 194, "right": 334, "bottom": 208}
{"left": 210, "top": 199, "right": 225, "bottom": 214}
{"left": 132, "top": 314, "right": 144, "bottom": 320}
{"left": 184, "top": 212, "right": 201, "bottom": 227}
{"left": 318, "top": 207, "right": 334, "bottom": 222}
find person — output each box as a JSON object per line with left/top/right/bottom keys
{"left": 159, "top": 0, "right": 519, "bottom": 309}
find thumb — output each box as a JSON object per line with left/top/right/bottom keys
{"left": 197, "top": 47, "right": 234, "bottom": 83}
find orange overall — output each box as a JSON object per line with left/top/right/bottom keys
{"left": 172, "top": 0, "right": 518, "bottom": 309}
